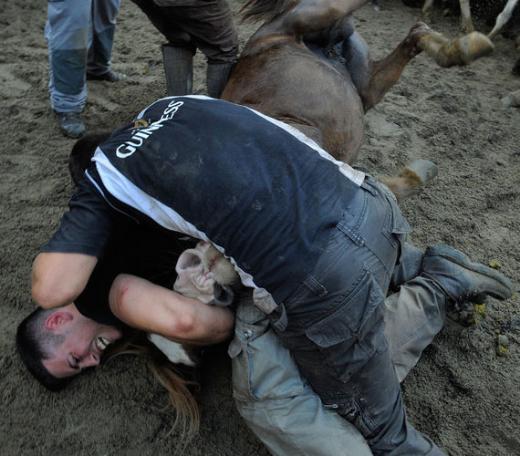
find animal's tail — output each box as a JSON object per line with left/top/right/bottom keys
{"left": 240, "top": 0, "right": 296, "bottom": 23}
{"left": 106, "top": 335, "right": 200, "bottom": 445}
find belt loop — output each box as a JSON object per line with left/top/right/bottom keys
{"left": 253, "top": 287, "right": 278, "bottom": 314}
{"left": 361, "top": 177, "right": 377, "bottom": 196}
{"left": 270, "top": 302, "right": 288, "bottom": 332}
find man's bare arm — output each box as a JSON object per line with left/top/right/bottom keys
{"left": 32, "top": 252, "right": 98, "bottom": 309}
{"left": 109, "top": 274, "right": 234, "bottom": 345}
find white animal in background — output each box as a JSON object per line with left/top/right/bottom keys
{"left": 420, "top": 0, "right": 474, "bottom": 33}
{"left": 488, "top": 0, "right": 519, "bottom": 38}
{"left": 148, "top": 241, "right": 239, "bottom": 366}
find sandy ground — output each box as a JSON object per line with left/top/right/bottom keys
{"left": 1, "top": 0, "right": 519, "bottom": 455}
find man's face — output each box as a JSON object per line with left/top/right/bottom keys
{"left": 42, "top": 304, "right": 123, "bottom": 378}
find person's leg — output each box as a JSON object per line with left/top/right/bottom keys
{"left": 385, "top": 276, "right": 446, "bottom": 382}
{"left": 130, "top": 0, "right": 195, "bottom": 95}
{"left": 231, "top": 293, "right": 373, "bottom": 456}
{"left": 87, "top": 0, "right": 124, "bottom": 80}
{"left": 234, "top": 223, "right": 511, "bottom": 456}
{"left": 390, "top": 242, "right": 423, "bottom": 288}
{"left": 46, "top": 0, "right": 90, "bottom": 137}
{"left": 270, "top": 178, "right": 445, "bottom": 455}
{"left": 161, "top": 42, "right": 195, "bottom": 96}
{"left": 173, "top": 0, "right": 239, "bottom": 97}
{"left": 232, "top": 276, "right": 445, "bottom": 455}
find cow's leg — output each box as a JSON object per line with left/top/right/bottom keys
{"left": 418, "top": 29, "right": 494, "bottom": 67}
{"left": 459, "top": 0, "right": 475, "bottom": 33}
{"left": 343, "top": 23, "right": 432, "bottom": 111}
{"left": 421, "top": 0, "right": 435, "bottom": 23}
{"left": 252, "top": 0, "right": 369, "bottom": 43}
{"left": 488, "top": 0, "right": 519, "bottom": 38}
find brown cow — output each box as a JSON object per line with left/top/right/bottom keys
{"left": 221, "top": 0, "right": 493, "bottom": 197}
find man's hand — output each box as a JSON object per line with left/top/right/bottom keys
{"left": 32, "top": 252, "right": 98, "bottom": 309}
{"left": 109, "top": 274, "right": 234, "bottom": 345}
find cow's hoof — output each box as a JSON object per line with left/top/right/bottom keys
{"left": 455, "top": 32, "right": 494, "bottom": 65}
{"left": 401, "top": 159, "right": 438, "bottom": 185}
{"left": 410, "top": 21, "right": 432, "bottom": 37}
{"left": 407, "top": 22, "right": 433, "bottom": 56}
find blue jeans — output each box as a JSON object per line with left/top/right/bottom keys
{"left": 45, "top": 0, "right": 121, "bottom": 112}
{"left": 269, "top": 178, "right": 445, "bottom": 455}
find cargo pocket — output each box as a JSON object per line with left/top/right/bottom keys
{"left": 380, "top": 182, "right": 412, "bottom": 249}
{"left": 305, "top": 270, "right": 386, "bottom": 383}
{"left": 229, "top": 318, "right": 305, "bottom": 402}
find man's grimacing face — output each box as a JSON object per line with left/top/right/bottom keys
{"left": 42, "top": 304, "right": 123, "bottom": 378}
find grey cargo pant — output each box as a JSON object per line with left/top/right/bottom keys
{"left": 231, "top": 266, "right": 447, "bottom": 456}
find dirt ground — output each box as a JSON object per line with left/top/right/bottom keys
{"left": 1, "top": 0, "right": 519, "bottom": 455}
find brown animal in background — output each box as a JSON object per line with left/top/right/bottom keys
{"left": 222, "top": 0, "right": 493, "bottom": 198}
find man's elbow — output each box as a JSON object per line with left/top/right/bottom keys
{"left": 31, "top": 282, "right": 54, "bottom": 309}
{"left": 31, "top": 252, "right": 93, "bottom": 309}
{"left": 169, "top": 311, "right": 197, "bottom": 338}
{"left": 109, "top": 274, "right": 137, "bottom": 320}
{"left": 109, "top": 274, "right": 197, "bottom": 338}
{"left": 32, "top": 274, "right": 73, "bottom": 309}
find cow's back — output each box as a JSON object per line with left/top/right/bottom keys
{"left": 221, "top": 42, "right": 365, "bottom": 164}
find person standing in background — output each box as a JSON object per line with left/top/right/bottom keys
{"left": 131, "top": 0, "right": 238, "bottom": 97}
{"left": 46, "top": 0, "right": 126, "bottom": 138}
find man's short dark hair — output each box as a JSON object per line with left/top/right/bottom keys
{"left": 69, "top": 131, "right": 112, "bottom": 186}
{"left": 16, "top": 307, "right": 71, "bottom": 391}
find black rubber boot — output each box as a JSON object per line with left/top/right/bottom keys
{"left": 421, "top": 244, "right": 513, "bottom": 304}
{"left": 206, "top": 62, "right": 234, "bottom": 98}
{"left": 162, "top": 44, "right": 193, "bottom": 96}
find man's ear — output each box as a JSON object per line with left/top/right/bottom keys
{"left": 44, "top": 311, "right": 74, "bottom": 331}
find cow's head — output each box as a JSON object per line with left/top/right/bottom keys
{"left": 174, "top": 241, "right": 239, "bottom": 306}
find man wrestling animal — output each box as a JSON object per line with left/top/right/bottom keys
{"left": 17, "top": 189, "right": 512, "bottom": 455}
{"left": 22, "top": 94, "right": 512, "bottom": 455}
